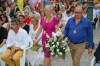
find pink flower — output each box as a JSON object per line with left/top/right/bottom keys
{"left": 61, "top": 44, "right": 65, "bottom": 47}
{"left": 50, "top": 47, "right": 54, "bottom": 51}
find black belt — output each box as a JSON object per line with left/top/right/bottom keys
{"left": 70, "top": 41, "right": 85, "bottom": 44}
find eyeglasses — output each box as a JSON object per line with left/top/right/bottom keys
{"left": 74, "top": 12, "right": 82, "bottom": 14}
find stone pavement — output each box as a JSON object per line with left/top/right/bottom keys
{"left": 52, "top": 27, "right": 100, "bottom": 66}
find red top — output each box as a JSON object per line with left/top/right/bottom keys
{"left": 25, "top": 16, "right": 30, "bottom": 24}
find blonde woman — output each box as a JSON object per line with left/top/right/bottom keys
{"left": 27, "top": 14, "right": 44, "bottom": 66}
{"left": 35, "top": 5, "right": 59, "bottom": 66}
{"left": 24, "top": 9, "right": 31, "bottom": 25}
{"left": 56, "top": 11, "right": 64, "bottom": 31}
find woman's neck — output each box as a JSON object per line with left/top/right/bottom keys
{"left": 34, "top": 23, "right": 38, "bottom": 27}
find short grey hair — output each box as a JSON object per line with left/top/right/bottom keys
{"left": 11, "top": 18, "right": 20, "bottom": 25}
{"left": 75, "top": 5, "right": 85, "bottom": 11}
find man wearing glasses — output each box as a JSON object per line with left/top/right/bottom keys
{"left": 61, "top": 5, "right": 94, "bottom": 66}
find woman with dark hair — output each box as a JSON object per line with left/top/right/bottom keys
{"left": 19, "top": 15, "right": 29, "bottom": 34}
{"left": 4, "top": 1, "right": 10, "bottom": 16}
{"left": 55, "top": 3, "right": 60, "bottom": 12}
{"left": 0, "top": 14, "right": 10, "bottom": 32}
{"left": 69, "top": 6, "right": 75, "bottom": 16}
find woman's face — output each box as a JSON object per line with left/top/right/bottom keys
{"left": 57, "top": 14, "right": 62, "bottom": 19}
{"left": 16, "top": 13, "right": 22, "bottom": 18}
{"left": 24, "top": 12, "right": 29, "bottom": 17}
{"left": 1, "top": 16, "right": 6, "bottom": 23}
{"left": 41, "top": 11, "right": 45, "bottom": 17}
{"left": 31, "top": 18, "right": 37, "bottom": 25}
{"left": 56, "top": 4, "right": 58, "bottom": 8}
{"left": 45, "top": 8, "right": 51, "bottom": 17}
{"left": 19, "top": 16, "right": 25, "bottom": 23}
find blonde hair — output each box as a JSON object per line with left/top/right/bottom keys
{"left": 31, "top": 13, "right": 40, "bottom": 23}
{"left": 24, "top": 9, "right": 30, "bottom": 13}
{"left": 45, "top": 5, "right": 53, "bottom": 11}
{"left": 16, "top": 11, "right": 22, "bottom": 15}
{"left": 57, "top": 11, "right": 62, "bottom": 18}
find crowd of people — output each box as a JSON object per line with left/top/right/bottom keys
{"left": 0, "top": 0, "right": 100, "bottom": 66}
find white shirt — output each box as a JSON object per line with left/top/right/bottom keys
{"left": 6, "top": 28, "right": 29, "bottom": 50}
{"left": 93, "top": 9, "right": 100, "bottom": 19}
{"left": 2, "top": 23, "right": 8, "bottom": 28}
{"left": 29, "top": 24, "right": 42, "bottom": 45}
{"left": 62, "top": 10, "right": 67, "bottom": 18}
{"left": 62, "top": 16, "right": 71, "bottom": 25}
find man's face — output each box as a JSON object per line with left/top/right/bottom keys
{"left": 74, "top": 7, "right": 83, "bottom": 19}
{"left": 11, "top": 22, "right": 19, "bottom": 30}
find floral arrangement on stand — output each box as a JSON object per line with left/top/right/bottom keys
{"left": 45, "top": 29, "right": 70, "bottom": 59}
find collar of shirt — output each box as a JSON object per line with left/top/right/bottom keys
{"left": 72, "top": 16, "right": 84, "bottom": 23}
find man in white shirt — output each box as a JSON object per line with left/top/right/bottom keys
{"left": 1, "top": 19, "right": 29, "bottom": 66}
{"left": 60, "top": 5, "right": 67, "bottom": 18}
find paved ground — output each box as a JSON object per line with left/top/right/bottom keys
{"left": 52, "top": 27, "right": 100, "bottom": 66}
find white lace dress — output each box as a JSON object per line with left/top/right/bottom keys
{"left": 27, "top": 24, "right": 44, "bottom": 66}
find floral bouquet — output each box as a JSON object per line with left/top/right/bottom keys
{"left": 45, "top": 29, "right": 70, "bottom": 59}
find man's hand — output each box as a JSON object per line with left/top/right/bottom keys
{"left": 8, "top": 46, "right": 12, "bottom": 49}
{"left": 60, "top": 34, "right": 65, "bottom": 39}
{"left": 88, "top": 48, "right": 93, "bottom": 54}
{"left": 10, "top": 49, "right": 15, "bottom": 58}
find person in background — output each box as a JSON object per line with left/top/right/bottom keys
{"left": 24, "top": 9, "right": 31, "bottom": 25}
{"left": 27, "top": 14, "right": 43, "bottom": 66}
{"left": 4, "top": 1, "right": 10, "bottom": 16}
{"left": 0, "top": 14, "right": 10, "bottom": 32}
{"left": 35, "top": 5, "right": 59, "bottom": 66}
{"left": 43, "top": 0, "right": 50, "bottom": 6}
{"left": 56, "top": 11, "right": 64, "bottom": 31}
{"left": 19, "top": 15, "right": 29, "bottom": 34}
{"left": 0, "top": 18, "right": 8, "bottom": 54}
{"left": 39, "top": 10, "right": 45, "bottom": 17}
{"left": 30, "top": 4, "right": 37, "bottom": 15}
{"left": 13, "top": 2, "right": 20, "bottom": 18}
{"left": 9, "top": 4, "right": 15, "bottom": 19}
{"left": 0, "top": 9, "right": 3, "bottom": 15}
{"left": 60, "top": 5, "right": 94, "bottom": 66}
{"left": 60, "top": 5, "right": 66, "bottom": 18}
{"left": 52, "top": 8, "right": 57, "bottom": 17}
{"left": 55, "top": 3, "right": 60, "bottom": 12}
{"left": 1, "top": 18, "right": 29, "bottom": 66}
{"left": 16, "top": 11, "right": 22, "bottom": 19}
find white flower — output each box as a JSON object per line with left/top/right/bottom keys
{"left": 46, "top": 34, "right": 50, "bottom": 39}
{"left": 56, "top": 28, "right": 62, "bottom": 36}
{"left": 64, "top": 37, "right": 68, "bottom": 41}
{"left": 53, "top": 45, "right": 55, "bottom": 47}
{"left": 62, "top": 41, "right": 64, "bottom": 43}
{"left": 51, "top": 52, "right": 54, "bottom": 55}
{"left": 52, "top": 42, "right": 54, "bottom": 44}
{"left": 65, "top": 47, "right": 70, "bottom": 51}
{"left": 56, "top": 45, "right": 58, "bottom": 47}
{"left": 57, "top": 42, "right": 59, "bottom": 45}
{"left": 46, "top": 44, "right": 50, "bottom": 47}
{"left": 52, "top": 32, "right": 57, "bottom": 38}
{"left": 58, "top": 52, "right": 62, "bottom": 56}
{"left": 57, "top": 49, "right": 59, "bottom": 52}
{"left": 63, "top": 48, "right": 65, "bottom": 50}
{"left": 50, "top": 47, "right": 54, "bottom": 51}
